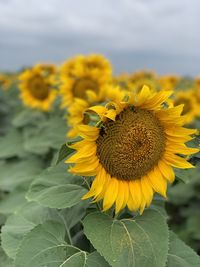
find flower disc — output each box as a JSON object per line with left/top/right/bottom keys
{"left": 96, "top": 107, "right": 166, "bottom": 180}
{"left": 73, "top": 78, "right": 98, "bottom": 99}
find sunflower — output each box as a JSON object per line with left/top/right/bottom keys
{"left": 67, "top": 98, "right": 90, "bottom": 138}
{"left": 19, "top": 67, "right": 57, "bottom": 111}
{"left": 66, "top": 85, "right": 198, "bottom": 214}
{"left": 194, "top": 77, "right": 200, "bottom": 114}
{"left": 173, "top": 90, "right": 199, "bottom": 123}
{"left": 67, "top": 86, "right": 127, "bottom": 138}
{"left": 59, "top": 54, "right": 112, "bottom": 107}
{"left": 129, "top": 70, "right": 158, "bottom": 93}
{"left": 0, "top": 74, "right": 10, "bottom": 90}
{"left": 34, "top": 63, "right": 56, "bottom": 76}
{"left": 158, "top": 75, "right": 180, "bottom": 91}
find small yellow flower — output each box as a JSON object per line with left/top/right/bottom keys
{"left": 19, "top": 66, "right": 57, "bottom": 111}
{"left": 66, "top": 85, "right": 198, "bottom": 214}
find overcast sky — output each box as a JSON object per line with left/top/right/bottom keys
{"left": 0, "top": 0, "right": 200, "bottom": 75}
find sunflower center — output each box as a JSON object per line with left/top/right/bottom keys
{"left": 174, "top": 98, "right": 191, "bottom": 114}
{"left": 73, "top": 78, "right": 98, "bottom": 99}
{"left": 96, "top": 107, "right": 166, "bottom": 181}
{"left": 29, "top": 76, "right": 50, "bottom": 100}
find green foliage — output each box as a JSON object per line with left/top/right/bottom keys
{"left": 0, "top": 82, "right": 200, "bottom": 266}
{"left": 83, "top": 209, "right": 169, "bottom": 267}
{"left": 26, "top": 163, "right": 87, "bottom": 209}
{"left": 167, "top": 231, "right": 200, "bottom": 267}
{"left": 0, "top": 129, "right": 27, "bottom": 159}
{"left": 56, "top": 143, "right": 75, "bottom": 165}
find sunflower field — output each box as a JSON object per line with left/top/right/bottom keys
{"left": 0, "top": 54, "right": 200, "bottom": 267}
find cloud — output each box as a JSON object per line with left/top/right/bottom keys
{"left": 0, "top": 0, "right": 200, "bottom": 74}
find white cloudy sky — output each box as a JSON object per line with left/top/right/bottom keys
{"left": 0, "top": 0, "right": 200, "bottom": 74}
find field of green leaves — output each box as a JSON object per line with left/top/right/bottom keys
{"left": 0, "top": 56, "right": 200, "bottom": 267}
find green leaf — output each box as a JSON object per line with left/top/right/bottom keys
{"left": 83, "top": 209, "right": 169, "bottom": 267}
{"left": 56, "top": 144, "right": 75, "bottom": 165}
{"left": 15, "top": 220, "right": 110, "bottom": 267}
{"left": 168, "top": 167, "right": 200, "bottom": 205}
{"left": 174, "top": 166, "right": 200, "bottom": 183}
{"left": 186, "top": 214, "right": 200, "bottom": 239}
{"left": 23, "top": 115, "right": 68, "bottom": 155}
{"left": 26, "top": 163, "right": 87, "bottom": 209}
{"left": 0, "top": 247, "right": 13, "bottom": 267}
{"left": 167, "top": 231, "right": 200, "bottom": 267}
{"left": 14, "top": 221, "right": 67, "bottom": 267}
{"left": 0, "top": 157, "right": 43, "bottom": 191}
{"left": 86, "top": 251, "right": 110, "bottom": 267}
{"left": 58, "top": 250, "right": 110, "bottom": 267}
{"left": 0, "top": 189, "right": 26, "bottom": 215}
{"left": 12, "top": 109, "right": 46, "bottom": 128}
{"left": 0, "top": 129, "right": 26, "bottom": 159}
{"left": 1, "top": 201, "right": 87, "bottom": 259}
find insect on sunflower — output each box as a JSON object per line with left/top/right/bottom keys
{"left": 66, "top": 85, "right": 199, "bottom": 214}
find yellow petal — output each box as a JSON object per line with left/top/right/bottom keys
{"left": 121, "top": 181, "right": 129, "bottom": 210}
{"left": 147, "top": 167, "right": 167, "bottom": 197}
{"left": 165, "top": 127, "right": 197, "bottom": 137}
{"left": 66, "top": 144, "right": 97, "bottom": 163}
{"left": 140, "top": 177, "right": 153, "bottom": 207}
{"left": 141, "top": 90, "right": 173, "bottom": 110}
{"left": 70, "top": 157, "right": 100, "bottom": 175}
{"left": 166, "top": 134, "right": 193, "bottom": 143}
{"left": 129, "top": 180, "right": 142, "bottom": 211}
{"left": 136, "top": 85, "right": 151, "bottom": 105}
{"left": 158, "top": 160, "right": 175, "bottom": 183}
{"left": 103, "top": 178, "right": 119, "bottom": 211}
{"left": 163, "top": 153, "right": 194, "bottom": 169}
{"left": 68, "top": 140, "right": 92, "bottom": 150}
{"left": 76, "top": 125, "right": 99, "bottom": 140}
{"left": 104, "top": 109, "right": 117, "bottom": 121}
{"left": 115, "top": 180, "right": 125, "bottom": 214}
{"left": 166, "top": 144, "right": 199, "bottom": 155}
{"left": 88, "top": 106, "right": 107, "bottom": 118}
{"left": 93, "top": 172, "right": 111, "bottom": 202}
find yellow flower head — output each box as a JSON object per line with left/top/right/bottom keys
{"left": 129, "top": 70, "right": 158, "bottom": 93}
{"left": 158, "top": 75, "right": 180, "bottom": 91}
{"left": 19, "top": 66, "right": 57, "bottom": 111}
{"left": 59, "top": 54, "right": 112, "bottom": 107}
{"left": 0, "top": 74, "right": 11, "bottom": 90}
{"left": 194, "top": 77, "right": 200, "bottom": 108}
{"left": 34, "top": 63, "right": 56, "bottom": 76}
{"left": 66, "top": 85, "right": 198, "bottom": 214}
{"left": 67, "top": 98, "right": 90, "bottom": 138}
{"left": 173, "top": 90, "right": 199, "bottom": 123}
{"left": 113, "top": 73, "right": 133, "bottom": 90}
